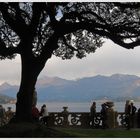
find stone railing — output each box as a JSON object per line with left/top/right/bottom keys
{"left": 48, "top": 112, "right": 122, "bottom": 128}
{"left": 47, "top": 111, "right": 138, "bottom": 128}
{"left": 0, "top": 112, "right": 15, "bottom": 127}
{"left": 0, "top": 109, "right": 138, "bottom": 129}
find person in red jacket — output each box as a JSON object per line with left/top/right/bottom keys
{"left": 32, "top": 105, "right": 40, "bottom": 122}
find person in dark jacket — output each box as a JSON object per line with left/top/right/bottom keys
{"left": 126, "top": 102, "right": 137, "bottom": 129}
{"left": 137, "top": 108, "right": 140, "bottom": 128}
{"left": 101, "top": 103, "right": 108, "bottom": 129}
{"left": 90, "top": 102, "right": 96, "bottom": 127}
{"left": 0, "top": 105, "right": 6, "bottom": 125}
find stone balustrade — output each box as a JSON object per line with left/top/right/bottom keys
{"left": 0, "top": 107, "right": 139, "bottom": 129}
{"left": 47, "top": 112, "right": 127, "bottom": 128}
{"left": 47, "top": 107, "right": 138, "bottom": 128}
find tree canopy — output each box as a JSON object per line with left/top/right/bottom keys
{"left": 0, "top": 2, "right": 140, "bottom": 61}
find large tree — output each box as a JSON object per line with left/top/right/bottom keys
{"left": 0, "top": 2, "right": 140, "bottom": 122}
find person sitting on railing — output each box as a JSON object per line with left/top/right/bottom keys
{"left": 39, "top": 104, "right": 49, "bottom": 125}
{"left": 90, "top": 101, "right": 96, "bottom": 128}
{"left": 32, "top": 105, "right": 40, "bottom": 122}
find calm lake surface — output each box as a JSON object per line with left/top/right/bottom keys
{"left": 2, "top": 101, "right": 140, "bottom": 112}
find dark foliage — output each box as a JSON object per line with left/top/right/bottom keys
{"left": 0, "top": 2, "right": 140, "bottom": 60}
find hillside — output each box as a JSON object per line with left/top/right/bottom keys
{"left": 0, "top": 94, "right": 15, "bottom": 104}
{"left": 1, "top": 74, "right": 140, "bottom": 102}
{"left": 36, "top": 74, "right": 140, "bottom": 101}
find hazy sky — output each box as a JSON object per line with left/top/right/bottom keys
{"left": 1, "top": 39, "right": 140, "bottom": 85}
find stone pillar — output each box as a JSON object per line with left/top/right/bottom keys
{"left": 106, "top": 102, "right": 118, "bottom": 128}
{"left": 47, "top": 113, "right": 55, "bottom": 127}
{"left": 62, "top": 107, "right": 69, "bottom": 126}
{"left": 80, "top": 113, "right": 90, "bottom": 127}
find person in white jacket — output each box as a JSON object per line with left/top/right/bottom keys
{"left": 40, "top": 104, "right": 49, "bottom": 125}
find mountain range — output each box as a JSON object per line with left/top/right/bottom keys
{"left": 1, "top": 74, "right": 140, "bottom": 102}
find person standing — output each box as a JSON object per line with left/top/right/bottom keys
{"left": 90, "top": 102, "right": 96, "bottom": 127}
{"left": 40, "top": 104, "right": 49, "bottom": 125}
{"left": 32, "top": 105, "right": 40, "bottom": 122}
{"left": 124, "top": 100, "right": 131, "bottom": 128}
{"left": 125, "top": 100, "right": 130, "bottom": 114}
{"left": 126, "top": 101, "right": 137, "bottom": 129}
{"left": 101, "top": 103, "right": 108, "bottom": 129}
{"left": 137, "top": 108, "right": 140, "bottom": 128}
{"left": 0, "top": 105, "right": 6, "bottom": 126}
{"left": 131, "top": 102, "right": 136, "bottom": 127}
{"left": 5, "top": 107, "right": 14, "bottom": 122}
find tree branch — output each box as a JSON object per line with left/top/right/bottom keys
{"left": 0, "top": 3, "right": 28, "bottom": 38}
{"left": 38, "top": 33, "right": 60, "bottom": 62}
{"left": 114, "top": 2, "right": 140, "bottom": 9}
{"left": 29, "top": 3, "right": 44, "bottom": 41}
{"left": 56, "top": 21, "right": 140, "bottom": 49}
{"left": 45, "top": 3, "right": 58, "bottom": 29}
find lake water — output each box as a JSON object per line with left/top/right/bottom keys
{"left": 2, "top": 101, "right": 140, "bottom": 112}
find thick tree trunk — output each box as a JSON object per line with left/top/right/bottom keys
{"left": 15, "top": 55, "right": 45, "bottom": 122}
{"left": 15, "top": 75, "right": 37, "bottom": 121}
{"left": 12, "top": 35, "right": 54, "bottom": 122}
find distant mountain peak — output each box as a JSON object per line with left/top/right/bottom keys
{"left": 1, "top": 74, "right": 140, "bottom": 102}
{"left": 0, "top": 82, "right": 12, "bottom": 91}
{"left": 0, "top": 82, "right": 11, "bottom": 88}
{"left": 111, "top": 73, "right": 126, "bottom": 77}
{"left": 111, "top": 74, "right": 139, "bottom": 80}
{"left": 36, "top": 75, "right": 73, "bottom": 88}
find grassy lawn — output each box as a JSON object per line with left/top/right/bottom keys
{"left": 54, "top": 127, "right": 140, "bottom": 138}
{"left": 0, "top": 123, "right": 140, "bottom": 138}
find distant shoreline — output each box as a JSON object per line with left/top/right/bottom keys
{"left": 2, "top": 101, "right": 140, "bottom": 112}
{"left": 1, "top": 98, "right": 140, "bottom": 105}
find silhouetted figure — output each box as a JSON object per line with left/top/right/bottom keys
{"left": 137, "top": 108, "right": 140, "bottom": 128}
{"left": 90, "top": 102, "right": 96, "bottom": 127}
{"left": 101, "top": 103, "right": 108, "bottom": 129}
{"left": 131, "top": 102, "right": 137, "bottom": 127}
{"left": 0, "top": 105, "right": 6, "bottom": 126}
{"left": 5, "top": 107, "right": 14, "bottom": 122}
{"left": 126, "top": 102, "right": 137, "bottom": 129}
{"left": 40, "top": 104, "right": 49, "bottom": 125}
{"left": 124, "top": 100, "right": 130, "bottom": 128}
{"left": 125, "top": 100, "right": 130, "bottom": 114}
{"left": 32, "top": 105, "right": 40, "bottom": 122}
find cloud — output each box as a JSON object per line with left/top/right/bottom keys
{"left": 1, "top": 40, "right": 140, "bottom": 85}
{"left": 0, "top": 55, "right": 21, "bottom": 85}
{"left": 41, "top": 39, "right": 140, "bottom": 79}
